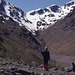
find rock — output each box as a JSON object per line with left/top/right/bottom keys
{"left": 16, "top": 69, "right": 34, "bottom": 75}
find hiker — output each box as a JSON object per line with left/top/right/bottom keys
{"left": 72, "top": 62, "right": 75, "bottom": 72}
{"left": 41, "top": 47, "right": 50, "bottom": 71}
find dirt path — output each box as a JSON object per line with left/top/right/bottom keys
{"left": 50, "top": 54, "right": 75, "bottom": 65}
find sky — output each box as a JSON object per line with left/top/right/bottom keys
{"left": 6, "top": 0, "right": 74, "bottom": 12}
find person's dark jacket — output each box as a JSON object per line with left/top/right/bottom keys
{"left": 41, "top": 50, "right": 50, "bottom": 61}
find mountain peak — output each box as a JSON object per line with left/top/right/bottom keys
{"left": 49, "top": 4, "right": 59, "bottom": 12}
{"left": 0, "top": 0, "right": 34, "bottom": 33}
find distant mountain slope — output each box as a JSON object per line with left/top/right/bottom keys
{"left": 39, "top": 8, "right": 75, "bottom": 56}
{"left": 26, "top": 1, "right": 75, "bottom": 31}
{"left": 0, "top": 12, "right": 42, "bottom": 62}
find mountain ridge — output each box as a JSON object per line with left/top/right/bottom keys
{"left": 0, "top": 0, "right": 75, "bottom": 34}
{"left": 26, "top": 1, "right": 75, "bottom": 32}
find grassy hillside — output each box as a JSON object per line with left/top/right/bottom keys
{"left": 0, "top": 13, "right": 43, "bottom": 63}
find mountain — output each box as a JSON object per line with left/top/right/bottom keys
{"left": 0, "top": 0, "right": 75, "bottom": 59}
{"left": 0, "top": 0, "right": 35, "bottom": 33}
{"left": 0, "top": 0, "right": 75, "bottom": 71}
{"left": 39, "top": 8, "right": 75, "bottom": 56}
{"left": 26, "top": 1, "right": 75, "bottom": 32}
{"left": 0, "top": 0, "right": 75, "bottom": 34}
{"left": 0, "top": 11, "right": 43, "bottom": 62}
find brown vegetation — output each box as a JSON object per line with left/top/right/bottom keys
{"left": 0, "top": 13, "right": 43, "bottom": 62}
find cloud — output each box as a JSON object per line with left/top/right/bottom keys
{"left": 72, "top": 0, "right": 75, "bottom": 1}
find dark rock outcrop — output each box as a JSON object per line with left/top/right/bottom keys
{"left": 50, "top": 5, "right": 59, "bottom": 12}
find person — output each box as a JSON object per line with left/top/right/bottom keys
{"left": 41, "top": 47, "right": 50, "bottom": 71}
{"left": 72, "top": 62, "right": 75, "bottom": 72}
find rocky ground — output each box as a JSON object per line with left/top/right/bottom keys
{"left": 0, "top": 57, "right": 75, "bottom": 75}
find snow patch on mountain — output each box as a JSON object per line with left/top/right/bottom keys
{"left": 26, "top": 1, "right": 75, "bottom": 31}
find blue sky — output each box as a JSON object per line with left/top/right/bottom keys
{"left": 6, "top": 0, "right": 73, "bottom": 12}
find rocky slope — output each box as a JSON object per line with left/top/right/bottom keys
{"left": 0, "top": 59, "right": 75, "bottom": 75}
